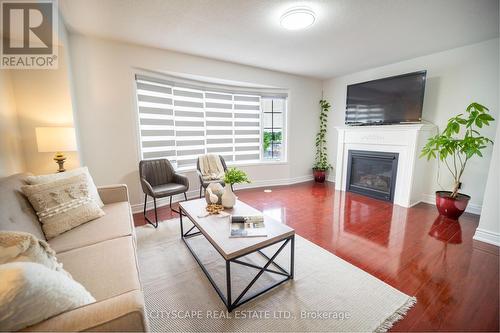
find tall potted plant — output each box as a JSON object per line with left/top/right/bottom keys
{"left": 313, "top": 99, "right": 333, "bottom": 182}
{"left": 420, "top": 102, "right": 495, "bottom": 219}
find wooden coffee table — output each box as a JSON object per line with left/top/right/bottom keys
{"left": 179, "top": 198, "right": 295, "bottom": 311}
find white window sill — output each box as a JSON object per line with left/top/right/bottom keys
{"left": 176, "top": 160, "right": 288, "bottom": 174}
{"left": 229, "top": 160, "right": 288, "bottom": 167}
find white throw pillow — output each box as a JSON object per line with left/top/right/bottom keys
{"left": 0, "top": 262, "right": 95, "bottom": 331}
{"left": 0, "top": 231, "right": 71, "bottom": 278}
{"left": 22, "top": 174, "right": 105, "bottom": 239}
{"left": 26, "top": 167, "right": 104, "bottom": 208}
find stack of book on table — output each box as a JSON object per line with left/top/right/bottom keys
{"left": 229, "top": 214, "right": 267, "bottom": 238}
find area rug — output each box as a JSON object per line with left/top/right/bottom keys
{"left": 136, "top": 219, "right": 416, "bottom": 332}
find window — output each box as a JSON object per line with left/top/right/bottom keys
{"left": 135, "top": 74, "right": 286, "bottom": 170}
{"left": 262, "top": 98, "right": 285, "bottom": 160}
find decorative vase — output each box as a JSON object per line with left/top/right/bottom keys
{"left": 435, "top": 191, "right": 470, "bottom": 220}
{"left": 313, "top": 169, "right": 326, "bottom": 183}
{"left": 221, "top": 185, "right": 236, "bottom": 208}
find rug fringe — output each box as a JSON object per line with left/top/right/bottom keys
{"left": 374, "top": 296, "right": 417, "bottom": 333}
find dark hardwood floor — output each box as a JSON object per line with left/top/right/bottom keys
{"left": 133, "top": 181, "right": 499, "bottom": 332}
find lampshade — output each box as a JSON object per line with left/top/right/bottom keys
{"left": 35, "top": 127, "right": 77, "bottom": 153}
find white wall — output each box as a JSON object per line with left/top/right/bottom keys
{"left": 4, "top": 18, "right": 80, "bottom": 176}
{"left": 323, "top": 39, "right": 499, "bottom": 213}
{"left": 0, "top": 70, "right": 25, "bottom": 177}
{"left": 474, "top": 123, "right": 500, "bottom": 246}
{"left": 10, "top": 44, "right": 80, "bottom": 175}
{"left": 68, "top": 34, "right": 323, "bottom": 208}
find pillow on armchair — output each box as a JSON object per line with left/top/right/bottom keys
{"left": 21, "top": 174, "right": 105, "bottom": 239}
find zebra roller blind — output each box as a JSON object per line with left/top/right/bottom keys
{"left": 136, "top": 74, "right": 270, "bottom": 169}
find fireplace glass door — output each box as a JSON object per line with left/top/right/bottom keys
{"left": 346, "top": 150, "right": 399, "bottom": 202}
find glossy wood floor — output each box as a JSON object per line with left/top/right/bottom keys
{"left": 133, "top": 181, "right": 499, "bottom": 332}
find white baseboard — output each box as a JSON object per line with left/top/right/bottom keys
{"left": 473, "top": 228, "right": 500, "bottom": 247}
{"left": 236, "top": 175, "right": 314, "bottom": 190}
{"left": 130, "top": 175, "right": 314, "bottom": 213}
{"left": 420, "top": 193, "right": 482, "bottom": 215}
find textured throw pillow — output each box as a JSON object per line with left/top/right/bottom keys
{"left": 26, "top": 167, "right": 104, "bottom": 208}
{"left": 0, "top": 231, "right": 71, "bottom": 277}
{"left": 21, "top": 174, "right": 105, "bottom": 239}
{"left": 0, "top": 262, "right": 95, "bottom": 331}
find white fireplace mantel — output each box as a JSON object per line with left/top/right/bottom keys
{"left": 335, "top": 124, "right": 437, "bottom": 207}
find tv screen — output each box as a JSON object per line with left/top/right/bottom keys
{"left": 345, "top": 71, "right": 426, "bottom": 125}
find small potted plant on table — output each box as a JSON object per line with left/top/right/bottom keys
{"left": 313, "top": 99, "right": 333, "bottom": 182}
{"left": 221, "top": 167, "right": 250, "bottom": 208}
{"left": 420, "top": 102, "right": 495, "bottom": 219}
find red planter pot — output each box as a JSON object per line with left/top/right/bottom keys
{"left": 313, "top": 169, "right": 326, "bottom": 183}
{"left": 435, "top": 191, "right": 470, "bottom": 220}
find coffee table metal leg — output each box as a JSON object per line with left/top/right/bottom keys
{"left": 229, "top": 238, "right": 291, "bottom": 309}
{"left": 180, "top": 227, "right": 228, "bottom": 309}
{"left": 290, "top": 234, "right": 295, "bottom": 279}
{"left": 226, "top": 260, "right": 232, "bottom": 311}
{"left": 179, "top": 207, "right": 184, "bottom": 237}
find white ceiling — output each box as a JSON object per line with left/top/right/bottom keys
{"left": 59, "top": 0, "right": 499, "bottom": 79}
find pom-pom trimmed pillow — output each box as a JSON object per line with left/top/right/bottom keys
{"left": 21, "top": 174, "right": 105, "bottom": 239}
{"left": 0, "top": 231, "right": 71, "bottom": 277}
{"left": 26, "top": 166, "right": 104, "bottom": 208}
{"left": 0, "top": 262, "right": 95, "bottom": 331}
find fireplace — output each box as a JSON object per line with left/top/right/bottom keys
{"left": 346, "top": 150, "right": 399, "bottom": 202}
{"left": 335, "top": 124, "right": 437, "bottom": 207}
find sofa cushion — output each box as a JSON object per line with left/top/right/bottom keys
{"left": 48, "top": 202, "right": 134, "bottom": 253}
{"left": 26, "top": 166, "right": 105, "bottom": 208}
{"left": 0, "top": 173, "right": 45, "bottom": 240}
{"left": 21, "top": 174, "right": 106, "bottom": 240}
{"left": 57, "top": 236, "right": 141, "bottom": 302}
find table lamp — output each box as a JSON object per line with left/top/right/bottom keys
{"left": 35, "top": 127, "right": 77, "bottom": 172}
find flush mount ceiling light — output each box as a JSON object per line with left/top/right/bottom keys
{"left": 280, "top": 7, "right": 316, "bottom": 30}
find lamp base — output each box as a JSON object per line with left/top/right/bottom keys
{"left": 54, "top": 153, "right": 66, "bottom": 172}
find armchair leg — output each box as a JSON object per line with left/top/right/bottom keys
{"left": 169, "top": 196, "right": 181, "bottom": 215}
{"left": 169, "top": 194, "right": 188, "bottom": 215}
{"left": 143, "top": 194, "right": 159, "bottom": 228}
{"left": 199, "top": 186, "right": 202, "bottom": 198}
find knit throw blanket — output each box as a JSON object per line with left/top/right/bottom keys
{"left": 198, "top": 154, "right": 225, "bottom": 181}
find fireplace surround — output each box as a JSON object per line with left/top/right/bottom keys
{"left": 335, "top": 124, "right": 437, "bottom": 207}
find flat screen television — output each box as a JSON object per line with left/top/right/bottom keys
{"left": 345, "top": 70, "right": 426, "bottom": 125}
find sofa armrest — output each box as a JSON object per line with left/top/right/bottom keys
{"left": 23, "top": 290, "right": 148, "bottom": 332}
{"left": 98, "top": 184, "right": 129, "bottom": 204}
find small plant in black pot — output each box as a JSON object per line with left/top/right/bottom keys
{"left": 420, "top": 102, "right": 495, "bottom": 219}
{"left": 313, "top": 100, "right": 333, "bottom": 182}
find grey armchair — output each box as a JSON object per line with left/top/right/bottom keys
{"left": 196, "top": 155, "right": 229, "bottom": 198}
{"left": 139, "top": 158, "right": 189, "bottom": 228}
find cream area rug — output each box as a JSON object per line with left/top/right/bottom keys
{"left": 136, "top": 219, "right": 416, "bottom": 332}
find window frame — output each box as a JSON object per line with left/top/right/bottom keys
{"left": 132, "top": 71, "right": 288, "bottom": 172}
{"left": 261, "top": 97, "right": 287, "bottom": 162}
